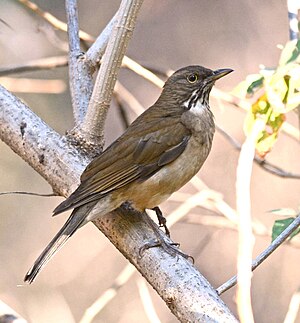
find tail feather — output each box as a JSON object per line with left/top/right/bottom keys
{"left": 24, "top": 203, "right": 94, "bottom": 284}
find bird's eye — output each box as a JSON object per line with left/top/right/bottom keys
{"left": 187, "top": 73, "right": 198, "bottom": 83}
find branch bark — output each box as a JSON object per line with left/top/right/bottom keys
{"left": 78, "top": 0, "right": 144, "bottom": 150}
{"left": 66, "top": 0, "right": 93, "bottom": 124}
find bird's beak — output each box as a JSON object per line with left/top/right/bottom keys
{"left": 210, "top": 68, "right": 233, "bottom": 81}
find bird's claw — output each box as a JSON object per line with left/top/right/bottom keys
{"left": 139, "top": 238, "right": 194, "bottom": 263}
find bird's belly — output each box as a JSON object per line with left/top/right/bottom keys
{"left": 125, "top": 136, "right": 211, "bottom": 210}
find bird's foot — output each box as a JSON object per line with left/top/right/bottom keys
{"left": 140, "top": 212, "right": 194, "bottom": 262}
{"left": 152, "top": 206, "right": 170, "bottom": 237}
{"left": 139, "top": 238, "right": 193, "bottom": 262}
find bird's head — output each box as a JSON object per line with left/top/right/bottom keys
{"left": 159, "top": 65, "right": 233, "bottom": 111}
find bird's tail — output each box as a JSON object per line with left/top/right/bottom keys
{"left": 24, "top": 203, "right": 94, "bottom": 284}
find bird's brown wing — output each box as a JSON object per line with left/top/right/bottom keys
{"left": 53, "top": 118, "right": 190, "bottom": 215}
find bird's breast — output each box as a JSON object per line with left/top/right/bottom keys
{"left": 124, "top": 135, "right": 212, "bottom": 211}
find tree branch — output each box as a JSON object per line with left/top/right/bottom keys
{"left": 18, "top": 0, "right": 94, "bottom": 42}
{"left": 78, "top": 0, "right": 144, "bottom": 150}
{"left": 0, "top": 56, "right": 68, "bottom": 76}
{"left": 235, "top": 120, "right": 265, "bottom": 322}
{"left": 65, "top": 0, "right": 93, "bottom": 124}
{"left": 0, "top": 85, "right": 88, "bottom": 195}
{"left": 217, "top": 213, "right": 300, "bottom": 295}
{"left": 85, "top": 13, "right": 118, "bottom": 71}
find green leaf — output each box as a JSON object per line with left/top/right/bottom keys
{"left": 269, "top": 208, "right": 298, "bottom": 217}
{"left": 272, "top": 218, "right": 300, "bottom": 241}
{"left": 232, "top": 74, "right": 264, "bottom": 98}
{"left": 246, "top": 76, "right": 264, "bottom": 96}
{"left": 279, "top": 40, "right": 300, "bottom": 66}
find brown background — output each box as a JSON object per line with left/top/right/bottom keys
{"left": 0, "top": 0, "right": 299, "bottom": 322}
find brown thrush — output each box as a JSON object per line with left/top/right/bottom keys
{"left": 25, "top": 65, "right": 233, "bottom": 283}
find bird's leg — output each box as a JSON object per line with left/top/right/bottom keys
{"left": 139, "top": 213, "right": 193, "bottom": 262}
{"left": 151, "top": 206, "right": 170, "bottom": 237}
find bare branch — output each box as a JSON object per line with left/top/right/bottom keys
{"left": 18, "top": 0, "right": 94, "bottom": 42}
{"left": 79, "top": 265, "right": 136, "bottom": 323}
{"left": 0, "top": 56, "right": 68, "bottom": 76}
{"left": 137, "top": 278, "right": 161, "bottom": 323}
{"left": 85, "top": 13, "right": 118, "bottom": 71}
{"left": 122, "top": 56, "right": 165, "bottom": 88}
{"left": 235, "top": 120, "right": 265, "bottom": 322}
{"left": 79, "top": 0, "right": 144, "bottom": 149}
{"left": 217, "top": 213, "right": 300, "bottom": 295}
{"left": 284, "top": 287, "right": 300, "bottom": 323}
{"left": 65, "top": 0, "right": 93, "bottom": 124}
{"left": 0, "top": 191, "right": 56, "bottom": 197}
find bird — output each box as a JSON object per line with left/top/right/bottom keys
{"left": 24, "top": 65, "right": 233, "bottom": 283}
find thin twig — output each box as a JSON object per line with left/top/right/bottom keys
{"left": 18, "top": 0, "right": 94, "bottom": 42}
{"left": 114, "top": 94, "right": 131, "bottom": 129}
{"left": 114, "top": 80, "right": 145, "bottom": 114}
{"left": 38, "top": 23, "right": 69, "bottom": 52}
{"left": 0, "top": 56, "right": 68, "bottom": 77}
{"left": 236, "top": 119, "right": 265, "bottom": 323}
{"left": 79, "top": 265, "right": 136, "bottom": 323}
{"left": 217, "top": 213, "right": 300, "bottom": 295}
{"left": 79, "top": 0, "right": 144, "bottom": 148}
{"left": 85, "top": 13, "right": 118, "bottom": 71}
{"left": 284, "top": 287, "right": 300, "bottom": 323}
{"left": 216, "top": 125, "right": 300, "bottom": 179}
{"left": 122, "top": 56, "right": 164, "bottom": 88}
{"left": 137, "top": 278, "right": 162, "bottom": 323}
{"left": 65, "top": 0, "right": 93, "bottom": 124}
{"left": 0, "top": 191, "right": 56, "bottom": 197}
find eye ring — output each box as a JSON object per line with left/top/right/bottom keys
{"left": 187, "top": 73, "right": 199, "bottom": 83}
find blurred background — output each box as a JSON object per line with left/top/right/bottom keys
{"left": 0, "top": 0, "right": 299, "bottom": 322}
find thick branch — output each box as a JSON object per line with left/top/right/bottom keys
{"left": 94, "top": 209, "right": 238, "bottom": 322}
{"left": 0, "top": 85, "right": 88, "bottom": 195}
{"left": 0, "top": 86, "right": 238, "bottom": 322}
